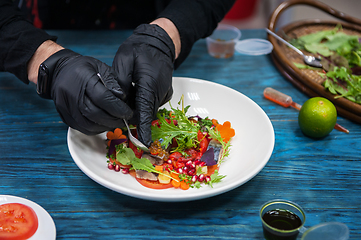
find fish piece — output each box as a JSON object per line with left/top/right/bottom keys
{"left": 142, "top": 153, "right": 164, "bottom": 166}
{"left": 135, "top": 170, "right": 158, "bottom": 181}
{"left": 207, "top": 139, "right": 224, "bottom": 163}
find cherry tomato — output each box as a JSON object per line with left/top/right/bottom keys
{"left": 128, "top": 129, "right": 143, "bottom": 159}
{"left": 0, "top": 203, "right": 38, "bottom": 240}
{"left": 184, "top": 148, "right": 197, "bottom": 160}
{"left": 164, "top": 163, "right": 174, "bottom": 171}
{"left": 151, "top": 119, "right": 177, "bottom": 128}
{"left": 197, "top": 130, "right": 209, "bottom": 154}
{"left": 195, "top": 152, "right": 203, "bottom": 161}
{"left": 165, "top": 119, "right": 178, "bottom": 125}
{"left": 169, "top": 152, "right": 182, "bottom": 161}
{"left": 151, "top": 119, "right": 160, "bottom": 127}
{"left": 175, "top": 160, "right": 185, "bottom": 169}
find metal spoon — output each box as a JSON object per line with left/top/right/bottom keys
{"left": 96, "top": 73, "right": 150, "bottom": 152}
{"left": 265, "top": 28, "right": 322, "bottom": 68}
{"left": 122, "top": 119, "right": 150, "bottom": 152}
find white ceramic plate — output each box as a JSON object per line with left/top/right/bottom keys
{"left": 0, "top": 195, "right": 56, "bottom": 239}
{"left": 67, "top": 77, "right": 274, "bottom": 202}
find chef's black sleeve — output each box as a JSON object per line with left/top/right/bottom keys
{"left": 0, "top": 0, "right": 56, "bottom": 83}
{"left": 157, "top": 0, "right": 236, "bottom": 68}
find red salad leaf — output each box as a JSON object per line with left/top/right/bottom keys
{"left": 108, "top": 138, "right": 127, "bottom": 156}
{"left": 200, "top": 148, "right": 217, "bottom": 166}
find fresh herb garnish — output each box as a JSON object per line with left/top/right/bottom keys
{"left": 206, "top": 170, "right": 226, "bottom": 187}
{"left": 151, "top": 95, "right": 200, "bottom": 152}
{"left": 291, "top": 24, "right": 361, "bottom": 104}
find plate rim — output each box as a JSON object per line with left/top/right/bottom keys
{"left": 68, "top": 77, "right": 275, "bottom": 202}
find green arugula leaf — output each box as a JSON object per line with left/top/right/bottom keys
{"left": 206, "top": 170, "right": 226, "bottom": 188}
{"left": 151, "top": 96, "right": 200, "bottom": 152}
{"left": 130, "top": 157, "right": 156, "bottom": 172}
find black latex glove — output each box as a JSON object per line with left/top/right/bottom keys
{"left": 112, "top": 24, "right": 175, "bottom": 146}
{"left": 40, "top": 49, "right": 133, "bottom": 135}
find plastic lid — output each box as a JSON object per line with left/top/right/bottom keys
{"left": 235, "top": 38, "right": 273, "bottom": 55}
{"left": 301, "top": 222, "right": 349, "bottom": 240}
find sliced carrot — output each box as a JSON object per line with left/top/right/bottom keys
{"left": 155, "top": 165, "right": 164, "bottom": 172}
{"left": 215, "top": 121, "right": 235, "bottom": 142}
{"left": 223, "top": 121, "right": 231, "bottom": 128}
{"left": 114, "top": 128, "right": 123, "bottom": 135}
{"left": 114, "top": 128, "right": 127, "bottom": 139}
{"left": 171, "top": 179, "right": 180, "bottom": 188}
{"left": 170, "top": 172, "right": 179, "bottom": 179}
{"left": 212, "top": 119, "right": 219, "bottom": 126}
{"left": 180, "top": 181, "right": 190, "bottom": 190}
{"left": 170, "top": 172, "right": 180, "bottom": 188}
{"left": 106, "top": 131, "right": 115, "bottom": 140}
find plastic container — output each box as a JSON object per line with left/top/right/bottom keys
{"left": 260, "top": 199, "right": 349, "bottom": 240}
{"left": 260, "top": 199, "right": 306, "bottom": 240}
{"left": 206, "top": 24, "right": 241, "bottom": 59}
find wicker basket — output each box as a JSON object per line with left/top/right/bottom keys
{"left": 267, "top": 0, "right": 361, "bottom": 124}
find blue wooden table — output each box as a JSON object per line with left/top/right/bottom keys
{"left": 1, "top": 29, "right": 360, "bottom": 239}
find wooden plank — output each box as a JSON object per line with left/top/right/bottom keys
{"left": 0, "top": 29, "right": 360, "bottom": 239}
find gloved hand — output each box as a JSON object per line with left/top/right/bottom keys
{"left": 112, "top": 24, "right": 175, "bottom": 146}
{"left": 38, "top": 49, "right": 133, "bottom": 135}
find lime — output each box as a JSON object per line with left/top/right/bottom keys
{"left": 298, "top": 97, "right": 337, "bottom": 138}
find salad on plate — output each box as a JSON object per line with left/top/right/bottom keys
{"left": 105, "top": 96, "right": 235, "bottom": 190}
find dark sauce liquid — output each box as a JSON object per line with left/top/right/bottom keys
{"left": 262, "top": 209, "right": 302, "bottom": 240}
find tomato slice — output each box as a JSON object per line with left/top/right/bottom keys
{"left": 128, "top": 170, "right": 173, "bottom": 189}
{"left": 0, "top": 203, "right": 38, "bottom": 240}
{"left": 136, "top": 179, "right": 174, "bottom": 189}
{"left": 197, "top": 130, "right": 209, "bottom": 154}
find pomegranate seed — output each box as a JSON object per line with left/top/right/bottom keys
{"left": 188, "top": 169, "right": 196, "bottom": 176}
{"left": 121, "top": 168, "right": 129, "bottom": 174}
{"left": 108, "top": 163, "right": 114, "bottom": 170}
{"left": 191, "top": 175, "right": 198, "bottom": 182}
{"left": 205, "top": 176, "right": 211, "bottom": 182}
{"left": 114, "top": 164, "right": 121, "bottom": 172}
{"left": 183, "top": 166, "right": 188, "bottom": 173}
{"left": 199, "top": 161, "right": 206, "bottom": 167}
{"left": 167, "top": 159, "right": 172, "bottom": 164}
{"left": 185, "top": 160, "right": 193, "bottom": 167}
{"left": 177, "top": 168, "right": 183, "bottom": 174}
{"left": 194, "top": 160, "right": 201, "bottom": 165}
{"left": 191, "top": 163, "right": 196, "bottom": 169}
{"left": 198, "top": 174, "right": 205, "bottom": 182}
